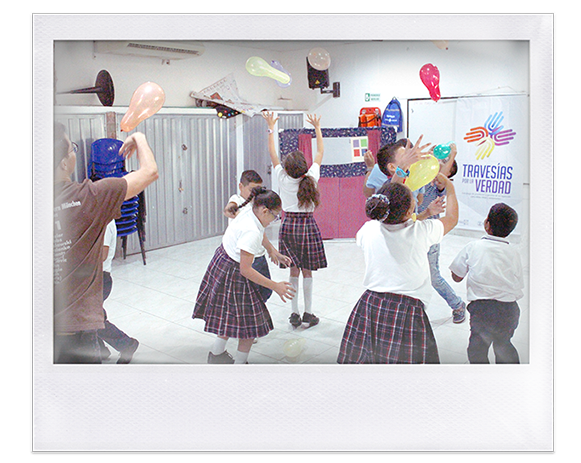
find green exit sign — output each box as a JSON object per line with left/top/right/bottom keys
{"left": 365, "top": 93, "right": 381, "bottom": 102}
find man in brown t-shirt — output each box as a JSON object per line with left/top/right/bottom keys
{"left": 53, "top": 123, "right": 159, "bottom": 363}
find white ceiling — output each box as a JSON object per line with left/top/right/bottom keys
{"left": 208, "top": 40, "right": 364, "bottom": 53}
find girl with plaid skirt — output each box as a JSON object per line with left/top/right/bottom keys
{"left": 193, "top": 187, "right": 295, "bottom": 364}
{"left": 337, "top": 175, "right": 459, "bottom": 363}
{"left": 263, "top": 111, "right": 327, "bottom": 329}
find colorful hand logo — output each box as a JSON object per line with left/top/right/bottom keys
{"left": 474, "top": 137, "right": 495, "bottom": 160}
{"left": 464, "top": 111, "right": 516, "bottom": 159}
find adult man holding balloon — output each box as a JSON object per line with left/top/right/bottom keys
{"left": 53, "top": 82, "right": 162, "bottom": 364}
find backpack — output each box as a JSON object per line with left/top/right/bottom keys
{"left": 381, "top": 97, "right": 403, "bottom": 133}
{"left": 358, "top": 107, "right": 382, "bottom": 127}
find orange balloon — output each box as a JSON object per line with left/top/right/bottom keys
{"left": 120, "top": 82, "right": 165, "bottom": 132}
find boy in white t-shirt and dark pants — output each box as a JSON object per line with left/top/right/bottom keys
{"left": 449, "top": 203, "right": 524, "bottom": 364}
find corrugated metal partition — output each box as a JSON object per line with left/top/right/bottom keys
{"left": 278, "top": 113, "right": 304, "bottom": 131}
{"left": 53, "top": 113, "right": 107, "bottom": 182}
{"left": 125, "top": 113, "right": 237, "bottom": 253}
{"left": 55, "top": 109, "right": 236, "bottom": 254}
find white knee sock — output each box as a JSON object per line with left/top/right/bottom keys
{"left": 303, "top": 277, "right": 313, "bottom": 314}
{"left": 290, "top": 276, "right": 300, "bottom": 314}
{"left": 235, "top": 350, "right": 250, "bottom": 364}
{"left": 211, "top": 337, "right": 228, "bottom": 355}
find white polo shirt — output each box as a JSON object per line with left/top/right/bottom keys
{"left": 356, "top": 218, "right": 444, "bottom": 306}
{"left": 226, "top": 194, "right": 266, "bottom": 257}
{"left": 222, "top": 208, "right": 266, "bottom": 263}
{"left": 103, "top": 220, "right": 117, "bottom": 273}
{"left": 449, "top": 235, "right": 524, "bottom": 302}
{"left": 226, "top": 194, "right": 245, "bottom": 224}
{"left": 274, "top": 162, "right": 320, "bottom": 213}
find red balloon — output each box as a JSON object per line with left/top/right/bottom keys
{"left": 420, "top": 63, "right": 441, "bottom": 102}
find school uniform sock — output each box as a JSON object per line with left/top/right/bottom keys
{"left": 211, "top": 337, "right": 228, "bottom": 355}
{"left": 290, "top": 277, "right": 300, "bottom": 314}
{"left": 235, "top": 350, "right": 250, "bottom": 364}
{"left": 303, "top": 277, "right": 313, "bottom": 314}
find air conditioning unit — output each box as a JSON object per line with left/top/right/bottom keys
{"left": 94, "top": 41, "right": 205, "bottom": 60}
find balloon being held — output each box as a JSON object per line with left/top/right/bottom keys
{"left": 120, "top": 82, "right": 165, "bottom": 132}
{"left": 433, "top": 142, "right": 453, "bottom": 160}
{"left": 246, "top": 56, "right": 291, "bottom": 84}
{"left": 307, "top": 47, "right": 331, "bottom": 71}
{"left": 419, "top": 63, "right": 441, "bottom": 102}
{"left": 405, "top": 155, "right": 440, "bottom": 191}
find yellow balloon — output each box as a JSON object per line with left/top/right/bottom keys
{"left": 246, "top": 56, "right": 291, "bottom": 84}
{"left": 282, "top": 338, "right": 306, "bottom": 358}
{"left": 405, "top": 155, "right": 440, "bottom": 192}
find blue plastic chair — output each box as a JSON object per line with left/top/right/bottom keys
{"left": 89, "top": 138, "right": 147, "bottom": 264}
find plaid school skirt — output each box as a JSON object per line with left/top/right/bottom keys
{"left": 278, "top": 212, "right": 327, "bottom": 270}
{"left": 337, "top": 290, "right": 440, "bottom": 364}
{"left": 192, "top": 245, "right": 274, "bottom": 339}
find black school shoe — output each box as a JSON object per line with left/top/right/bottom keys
{"left": 117, "top": 338, "right": 139, "bottom": 364}
{"left": 289, "top": 312, "right": 302, "bottom": 328}
{"left": 302, "top": 312, "right": 319, "bottom": 327}
{"left": 207, "top": 350, "right": 235, "bottom": 364}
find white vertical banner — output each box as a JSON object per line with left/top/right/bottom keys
{"left": 453, "top": 95, "right": 529, "bottom": 232}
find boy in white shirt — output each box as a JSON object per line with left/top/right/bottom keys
{"left": 449, "top": 203, "right": 524, "bottom": 364}
{"left": 223, "top": 170, "right": 283, "bottom": 303}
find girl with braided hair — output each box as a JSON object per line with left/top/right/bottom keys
{"left": 193, "top": 187, "right": 295, "bottom": 364}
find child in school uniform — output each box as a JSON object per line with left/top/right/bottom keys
{"left": 449, "top": 203, "right": 523, "bottom": 364}
{"left": 223, "top": 169, "right": 264, "bottom": 221}
{"left": 262, "top": 111, "right": 327, "bottom": 329}
{"left": 415, "top": 145, "right": 467, "bottom": 324}
{"left": 193, "top": 187, "right": 295, "bottom": 364}
{"left": 223, "top": 170, "right": 289, "bottom": 303}
{"left": 337, "top": 174, "right": 459, "bottom": 364}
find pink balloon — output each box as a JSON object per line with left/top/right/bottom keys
{"left": 121, "top": 82, "right": 166, "bottom": 132}
{"left": 419, "top": 63, "right": 441, "bottom": 102}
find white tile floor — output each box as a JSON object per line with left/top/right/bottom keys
{"left": 104, "top": 226, "right": 530, "bottom": 365}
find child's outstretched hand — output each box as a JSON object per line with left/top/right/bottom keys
{"left": 398, "top": 135, "right": 432, "bottom": 171}
{"left": 364, "top": 150, "right": 375, "bottom": 170}
{"left": 262, "top": 111, "right": 278, "bottom": 129}
{"left": 306, "top": 113, "right": 321, "bottom": 129}
{"left": 274, "top": 281, "right": 296, "bottom": 303}
{"left": 426, "top": 196, "right": 446, "bottom": 217}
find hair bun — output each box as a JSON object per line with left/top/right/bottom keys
{"left": 366, "top": 194, "right": 390, "bottom": 221}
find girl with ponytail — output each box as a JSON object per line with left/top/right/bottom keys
{"left": 193, "top": 187, "right": 295, "bottom": 364}
{"left": 263, "top": 111, "right": 327, "bottom": 329}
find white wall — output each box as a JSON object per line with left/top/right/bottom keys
{"left": 54, "top": 40, "right": 529, "bottom": 131}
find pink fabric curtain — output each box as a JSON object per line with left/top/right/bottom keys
{"left": 366, "top": 128, "right": 382, "bottom": 161}
{"left": 298, "top": 133, "right": 313, "bottom": 164}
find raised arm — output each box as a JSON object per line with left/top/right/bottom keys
{"left": 262, "top": 111, "right": 280, "bottom": 168}
{"left": 306, "top": 114, "right": 324, "bottom": 165}
{"left": 439, "top": 143, "right": 457, "bottom": 178}
{"left": 391, "top": 135, "right": 432, "bottom": 185}
{"left": 436, "top": 173, "right": 459, "bottom": 235}
{"left": 119, "top": 132, "right": 159, "bottom": 200}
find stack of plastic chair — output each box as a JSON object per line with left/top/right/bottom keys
{"left": 89, "top": 138, "right": 147, "bottom": 265}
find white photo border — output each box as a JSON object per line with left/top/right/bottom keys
{"left": 33, "top": 14, "right": 553, "bottom": 452}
